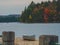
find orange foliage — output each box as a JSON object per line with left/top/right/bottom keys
{"left": 43, "top": 7, "right": 50, "bottom": 23}
{"left": 44, "top": 8, "right": 50, "bottom": 15}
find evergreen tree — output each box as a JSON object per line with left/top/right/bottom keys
{"left": 57, "top": 0, "right": 60, "bottom": 12}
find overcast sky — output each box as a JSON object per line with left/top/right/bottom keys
{"left": 0, "top": 0, "right": 52, "bottom": 15}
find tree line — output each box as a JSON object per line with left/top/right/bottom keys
{"left": 20, "top": 0, "right": 60, "bottom": 23}
{"left": 0, "top": 15, "right": 20, "bottom": 22}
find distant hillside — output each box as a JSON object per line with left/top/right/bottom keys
{"left": 20, "top": 0, "right": 60, "bottom": 23}
{"left": 0, "top": 14, "right": 20, "bottom": 22}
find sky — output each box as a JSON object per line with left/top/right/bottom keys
{"left": 0, "top": 0, "right": 52, "bottom": 15}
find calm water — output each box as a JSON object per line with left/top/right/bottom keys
{"left": 0, "top": 22, "right": 60, "bottom": 42}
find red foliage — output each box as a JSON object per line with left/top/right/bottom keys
{"left": 44, "top": 8, "right": 50, "bottom": 15}
{"left": 43, "top": 8, "right": 50, "bottom": 23}
{"left": 44, "top": 14, "right": 48, "bottom": 23}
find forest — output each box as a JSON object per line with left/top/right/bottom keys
{"left": 20, "top": 0, "right": 60, "bottom": 23}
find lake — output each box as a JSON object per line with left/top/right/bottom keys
{"left": 0, "top": 22, "right": 60, "bottom": 42}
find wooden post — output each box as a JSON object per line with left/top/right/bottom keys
{"left": 2, "top": 31, "right": 15, "bottom": 45}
